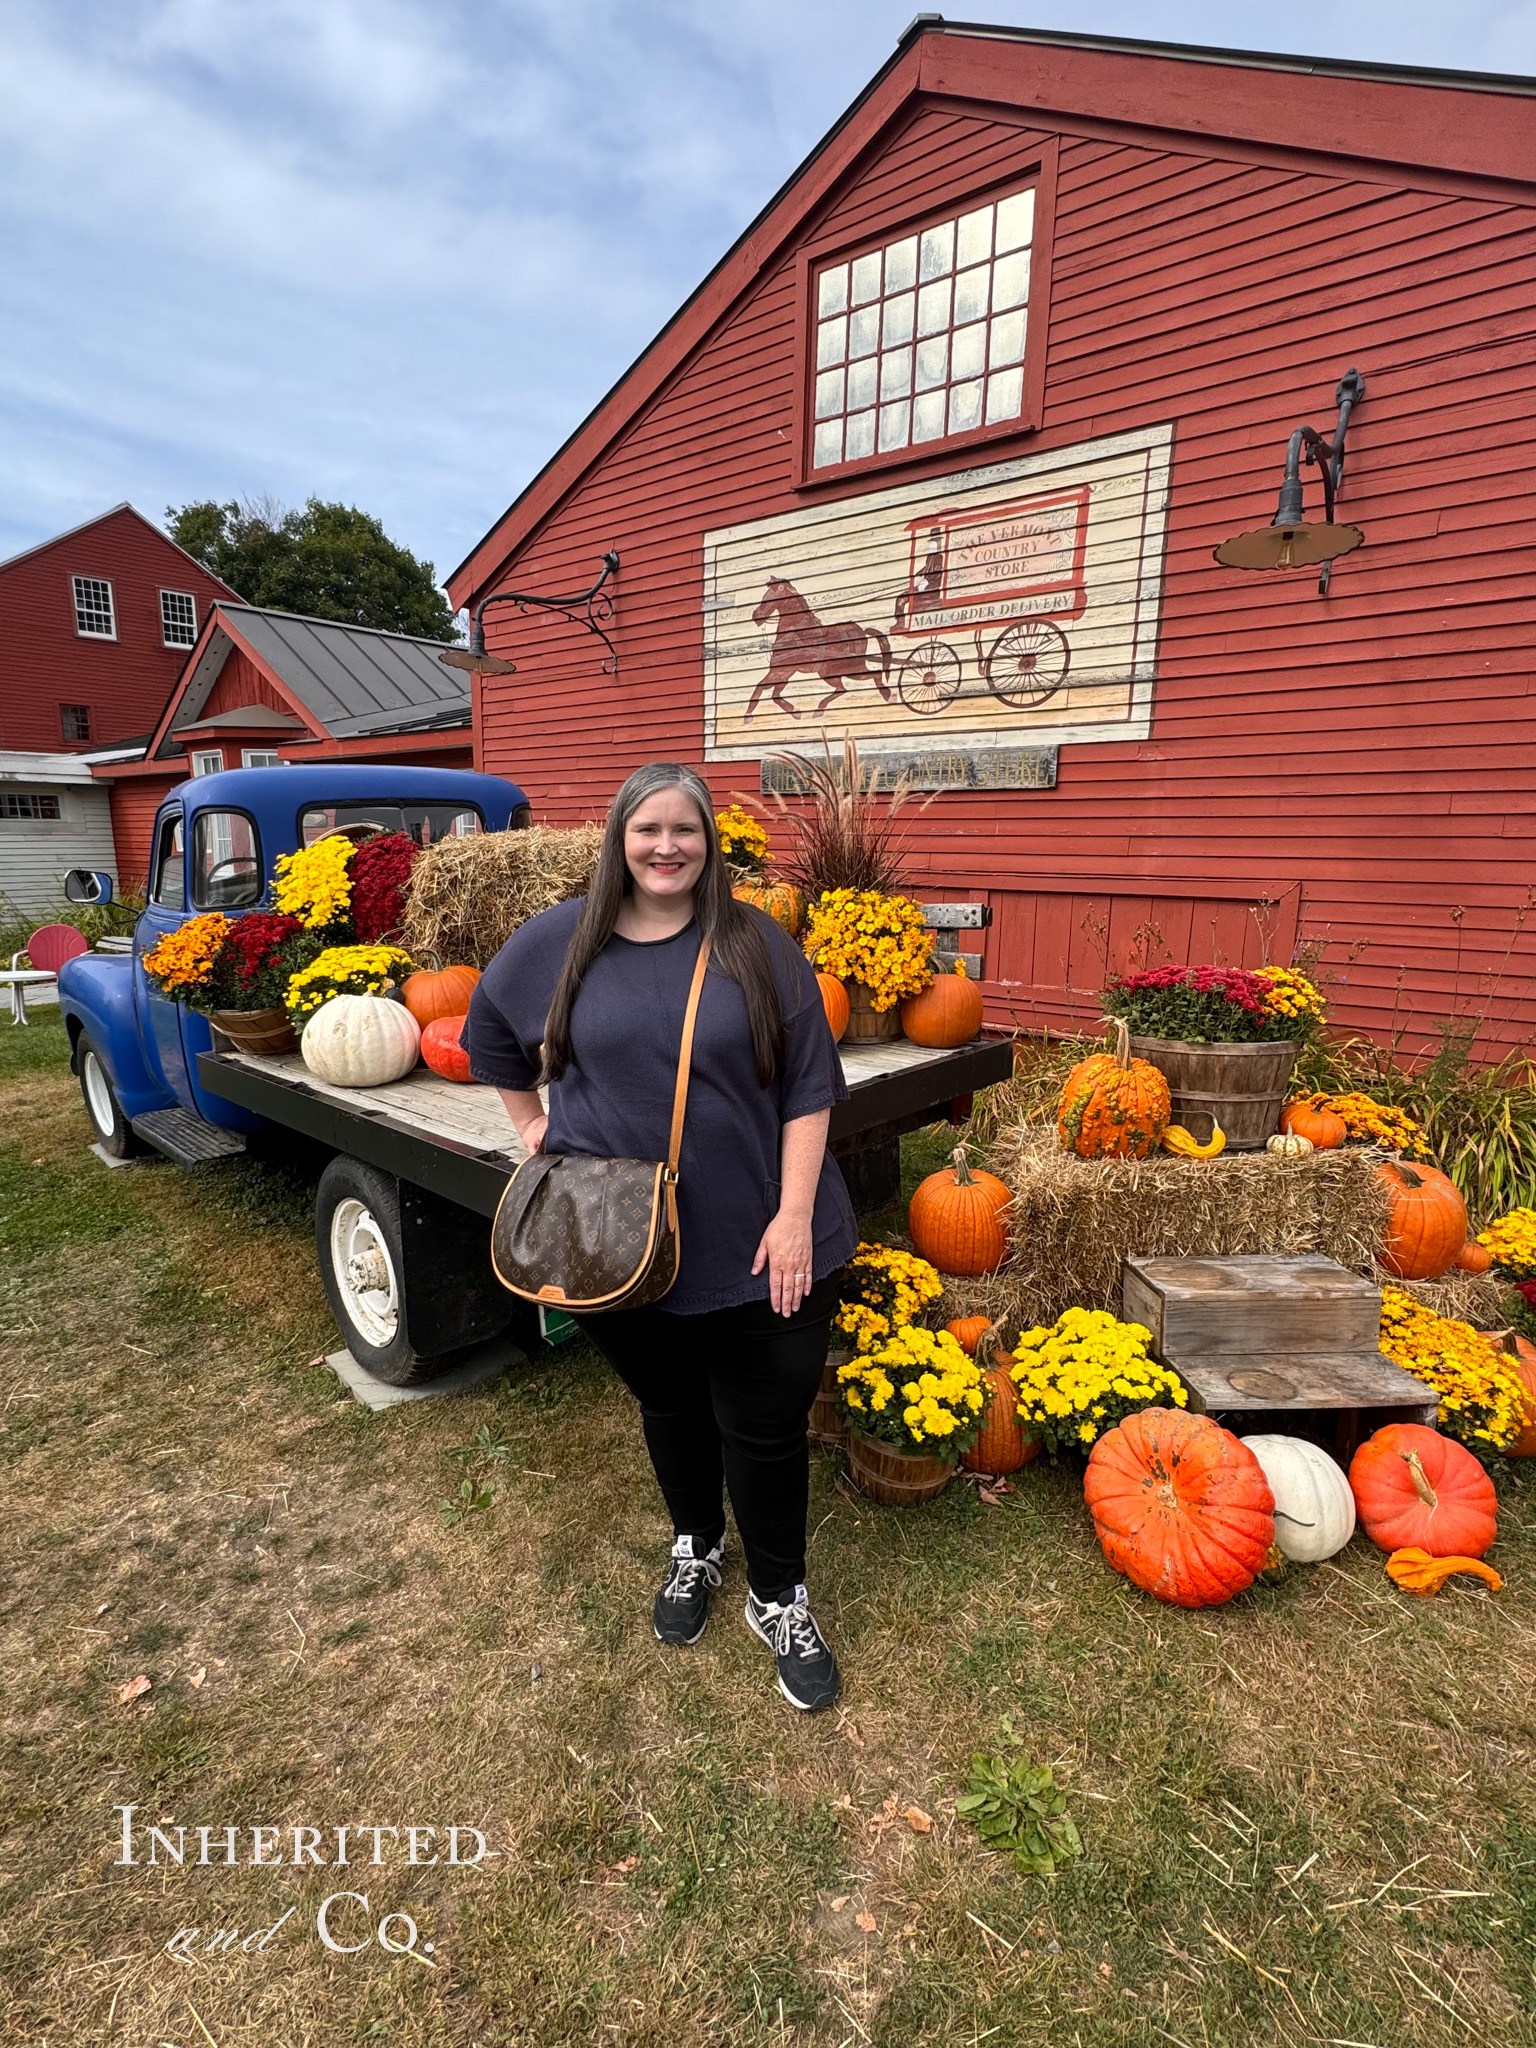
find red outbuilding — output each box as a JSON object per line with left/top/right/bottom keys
{"left": 447, "top": 22, "right": 1536, "bottom": 1058}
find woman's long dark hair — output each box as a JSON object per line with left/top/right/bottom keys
{"left": 540, "top": 762, "right": 788, "bottom": 1087}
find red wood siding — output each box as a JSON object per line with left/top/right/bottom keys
{"left": 0, "top": 508, "right": 237, "bottom": 753}
{"left": 109, "top": 779, "right": 170, "bottom": 893}
{"left": 196, "top": 647, "right": 301, "bottom": 724}
{"left": 466, "top": 56, "right": 1536, "bottom": 1061}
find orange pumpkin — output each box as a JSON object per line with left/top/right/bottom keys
{"left": 1505, "top": 1334, "right": 1536, "bottom": 1458}
{"left": 1057, "top": 1019, "right": 1171, "bottom": 1160}
{"left": 900, "top": 970, "right": 985, "bottom": 1049}
{"left": 1348, "top": 1422, "right": 1496, "bottom": 1558}
{"left": 1454, "top": 1239, "right": 1494, "bottom": 1275}
{"left": 1280, "top": 1096, "right": 1348, "bottom": 1149}
{"left": 403, "top": 962, "right": 481, "bottom": 1029}
{"left": 420, "top": 1014, "right": 473, "bottom": 1083}
{"left": 733, "top": 879, "right": 806, "bottom": 937}
{"left": 816, "top": 971, "right": 850, "bottom": 1042}
{"left": 1375, "top": 1160, "right": 1469, "bottom": 1280}
{"left": 1083, "top": 1408, "right": 1275, "bottom": 1608}
{"left": 960, "top": 1325, "right": 1039, "bottom": 1475}
{"left": 945, "top": 1315, "right": 995, "bottom": 1357}
{"left": 908, "top": 1145, "right": 1011, "bottom": 1276}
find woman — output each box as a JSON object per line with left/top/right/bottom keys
{"left": 464, "top": 763, "right": 857, "bottom": 1712}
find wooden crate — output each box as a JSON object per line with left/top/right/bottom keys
{"left": 1122, "top": 1254, "right": 1439, "bottom": 1432}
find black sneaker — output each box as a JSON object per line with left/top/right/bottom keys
{"left": 744, "top": 1586, "right": 841, "bottom": 1712}
{"left": 652, "top": 1535, "right": 725, "bottom": 1646}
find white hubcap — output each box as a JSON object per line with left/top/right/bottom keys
{"left": 83, "top": 1051, "right": 116, "bottom": 1135}
{"left": 330, "top": 1198, "right": 400, "bottom": 1349}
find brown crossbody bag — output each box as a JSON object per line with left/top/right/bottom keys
{"left": 489, "top": 939, "right": 711, "bottom": 1314}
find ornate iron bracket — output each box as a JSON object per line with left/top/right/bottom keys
{"left": 440, "top": 551, "right": 620, "bottom": 678}
{"left": 1278, "top": 369, "right": 1365, "bottom": 592}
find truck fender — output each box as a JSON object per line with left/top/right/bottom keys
{"left": 57, "top": 955, "right": 175, "bottom": 1121}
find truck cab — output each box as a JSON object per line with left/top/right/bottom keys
{"left": 59, "top": 763, "right": 530, "bottom": 1161}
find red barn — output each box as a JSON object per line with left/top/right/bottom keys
{"left": 0, "top": 504, "right": 238, "bottom": 755}
{"left": 447, "top": 23, "right": 1536, "bottom": 1060}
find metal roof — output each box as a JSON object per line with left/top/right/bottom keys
{"left": 175, "top": 605, "right": 470, "bottom": 742}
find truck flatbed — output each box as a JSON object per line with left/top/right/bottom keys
{"left": 199, "top": 1033, "right": 1013, "bottom": 1218}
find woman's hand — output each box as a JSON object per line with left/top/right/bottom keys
{"left": 497, "top": 1089, "right": 547, "bottom": 1157}
{"left": 753, "top": 1204, "right": 815, "bottom": 1318}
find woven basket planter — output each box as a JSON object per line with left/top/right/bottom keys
{"left": 208, "top": 1006, "right": 298, "bottom": 1055}
{"left": 847, "top": 1429, "right": 955, "bottom": 1506}
{"left": 1129, "top": 1036, "right": 1298, "bottom": 1151}
{"left": 843, "top": 980, "right": 902, "bottom": 1044}
{"left": 809, "top": 1348, "right": 850, "bottom": 1445}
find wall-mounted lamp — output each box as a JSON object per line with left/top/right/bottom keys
{"left": 1214, "top": 369, "right": 1366, "bottom": 594}
{"left": 440, "top": 550, "right": 621, "bottom": 679}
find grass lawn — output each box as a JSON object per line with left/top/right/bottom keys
{"left": 3, "top": 1008, "right": 1535, "bottom": 2047}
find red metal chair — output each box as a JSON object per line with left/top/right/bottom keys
{"left": 4, "top": 922, "right": 90, "bottom": 1023}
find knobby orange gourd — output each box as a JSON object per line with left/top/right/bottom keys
{"left": 1083, "top": 1407, "right": 1275, "bottom": 1608}
{"left": 733, "top": 879, "right": 805, "bottom": 937}
{"left": 908, "top": 1145, "right": 1011, "bottom": 1276}
{"left": 1375, "top": 1160, "right": 1468, "bottom": 1281}
{"left": 1057, "top": 1018, "right": 1171, "bottom": 1159}
{"left": 960, "top": 1325, "right": 1039, "bottom": 1476}
{"left": 1385, "top": 1547, "right": 1502, "bottom": 1596}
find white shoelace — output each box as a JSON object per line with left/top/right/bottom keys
{"left": 664, "top": 1552, "right": 721, "bottom": 1601}
{"left": 760, "top": 1599, "right": 822, "bottom": 1660}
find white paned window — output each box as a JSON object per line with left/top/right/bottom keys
{"left": 810, "top": 186, "right": 1035, "bottom": 469}
{"left": 160, "top": 589, "right": 198, "bottom": 647}
{"left": 241, "top": 749, "right": 282, "bottom": 768}
{"left": 1, "top": 793, "right": 62, "bottom": 820}
{"left": 190, "top": 749, "right": 224, "bottom": 777}
{"left": 72, "top": 575, "right": 116, "bottom": 638}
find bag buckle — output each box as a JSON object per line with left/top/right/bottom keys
{"left": 661, "top": 1167, "right": 679, "bottom": 1185}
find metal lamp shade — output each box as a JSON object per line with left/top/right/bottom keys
{"left": 439, "top": 644, "right": 517, "bottom": 676}
{"left": 1214, "top": 520, "right": 1365, "bottom": 571}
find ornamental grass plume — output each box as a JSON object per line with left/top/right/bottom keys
{"left": 760, "top": 735, "right": 926, "bottom": 899}
{"left": 1377, "top": 1286, "right": 1527, "bottom": 1454}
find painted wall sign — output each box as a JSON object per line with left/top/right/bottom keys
{"left": 760, "top": 745, "right": 1058, "bottom": 793}
{"left": 702, "top": 422, "right": 1172, "bottom": 762}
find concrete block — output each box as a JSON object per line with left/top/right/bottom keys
{"left": 324, "top": 1333, "right": 527, "bottom": 1411}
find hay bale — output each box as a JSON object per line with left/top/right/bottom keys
{"left": 936, "top": 1127, "right": 1393, "bottom": 1343}
{"left": 399, "top": 826, "right": 603, "bottom": 969}
{"left": 1388, "top": 1269, "right": 1511, "bottom": 1330}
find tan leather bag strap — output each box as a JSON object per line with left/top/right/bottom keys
{"left": 664, "top": 938, "right": 711, "bottom": 1179}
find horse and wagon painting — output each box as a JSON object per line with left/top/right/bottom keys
{"left": 705, "top": 425, "right": 1172, "bottom": 762}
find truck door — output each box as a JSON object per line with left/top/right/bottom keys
{"left": 135, "top": 806, "right": 196, "bottom": 1106}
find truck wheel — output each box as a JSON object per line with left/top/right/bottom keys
{"left": 78, "top": 1033, "right": 143, "bottom": 1158}
{"left": 316, "top": 1157, "right": 455, "bottom": 1386}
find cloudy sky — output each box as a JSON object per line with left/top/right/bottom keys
{"left": 3, "top": 0, "right": 1532, "bottom": 591}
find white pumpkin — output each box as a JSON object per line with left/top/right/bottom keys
{"left": 1241, "top": 1433, "right": 1355, "bottom": 1563}
{"left": 1267, "top": 1132, "right": 1314, "bottom": 1157}
{"left": 301, "top": 995, "right": 420, "bottom": 1087}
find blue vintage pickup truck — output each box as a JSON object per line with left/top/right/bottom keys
{"left": 58, "top": 760, "right": 1009, "bottom": 1387}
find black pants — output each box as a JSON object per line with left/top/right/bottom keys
{"left": 575, "top": 1268, "right": 844, "bottom": 1604}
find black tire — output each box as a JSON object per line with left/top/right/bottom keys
{"left": 77, "top": 1033, "right": 143, "bottom": 1158}
{"left": 315, "top": 1156, "right": 456, "bottom": 1386}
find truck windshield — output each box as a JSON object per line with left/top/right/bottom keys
{"left": 298, "top": 803, "right": 484, "bottom": 848}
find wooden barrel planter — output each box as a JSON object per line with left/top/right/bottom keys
{"left": 842, "top": 980, "right": 902, "bottom": 1044}
{"left": 847, "top": 1430, "right": 955, "bottom": 1506}
{"left": 209, "top": 1007, "right": 299, "bottom": 1055}
{"left": 809, "top": 1348, "right": 849, "bottom": 1445}
{"left": 1130, "top": 1036, "right": 1298, "bottom": 1151}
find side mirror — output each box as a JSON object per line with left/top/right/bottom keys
{"left": 64, "top": 868, "right": 114, "bottom": 906}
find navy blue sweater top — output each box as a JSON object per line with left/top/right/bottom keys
{"left": 463, "top": 898, "right": 857, "bottom": 1314}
